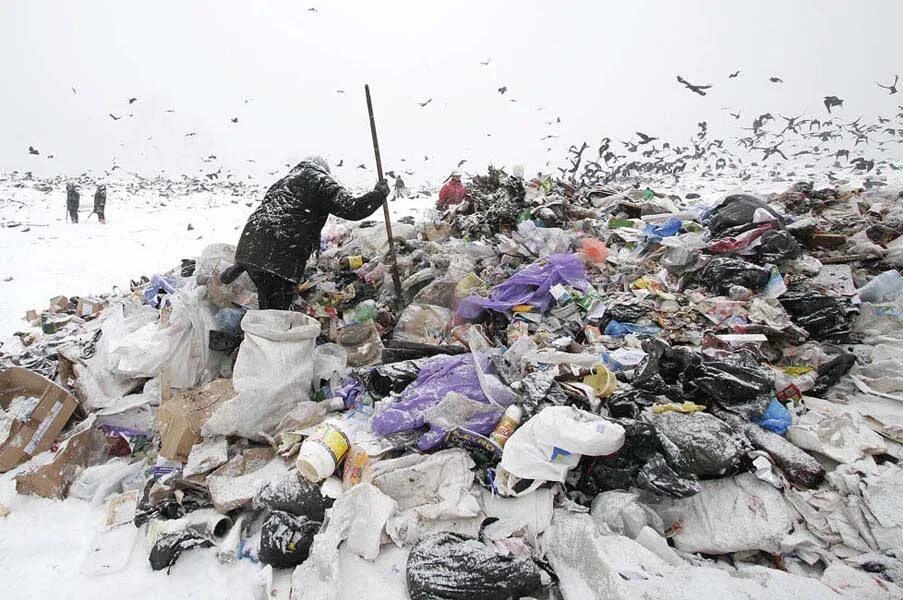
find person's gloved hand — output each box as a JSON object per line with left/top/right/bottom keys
{"left": 375, "top": 179, "right": 390, "bottom": 197}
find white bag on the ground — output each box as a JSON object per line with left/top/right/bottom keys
{"left": 499, "top": 406, "right": 625, "bottom": 484}
{"left": 204, "top": 310, "right": 320, "bottom": 440}
{"left": 103, "top": 288, "right": 217, "bottom": 389}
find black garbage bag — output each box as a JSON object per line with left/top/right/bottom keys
{"left": 757, "top": 229, "right": 801, "bottom": 263}
{"left": 254, "top": 470, "right": 332, "bottom": 521}
{"left": 780, "top": 291, "right": 853, "bottom": 341}
{"left": 636, "top": 454, "right": 701, "bottom": 497}
{"left": 650, "top": 411, "right": 750, "bottom": 477}
{"left": 406, "top": 532, "right": 543, "bottom": 600}
{"left": 574, "top": 419, "right": 699, "bottom": 500}
{"left": 688, "top": 354, "right": 773, "bottom": 415}
{"left": 360, "top": 358, "right": 427, "bottom": 396}
{"left": 708, "top": 194, "right": 784, "bottom": 237}
{"left": 607, "top": 390, "right": 658, "bottom": 419}
{"left": 631, "top": 339, "right": 700, "bottom": 402}
{"left": 258, "top": 510, "right": 321, "bottom": 568}
{"left": 699, "top": 257, "right": 771, "bottom": 295}
{"left": 810, "top": 351, "right": 857, "bottom": 397}
{"left": 149, "top": 530, "right": 214, "bottom": 572}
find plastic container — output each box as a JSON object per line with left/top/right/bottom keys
{"left": 297, "top": 421, "right": 351, "bottom": 482}
{"left": 490, "top": 405, "right": 523, "bottom": 448}
{"left": 858, "top": 269, "right": 903, "bottom": 303}
{"left": 584, "top": 364, "right": 618, "bottom": 398}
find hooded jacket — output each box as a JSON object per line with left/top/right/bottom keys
{"left": 234, "top": 161, "right": 386, "bottom": 282}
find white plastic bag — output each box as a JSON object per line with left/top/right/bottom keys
{"left": 203, "top": 310, "right": 320, "bottom": 440}
{"left": 165, "top": 287, "right": 219, "bottom": 388}
{"left": 499, "top": 406, "right": 625, "bottom": 487}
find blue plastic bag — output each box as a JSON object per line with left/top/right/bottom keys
{"left": 758, "top": 398, "right": 792, "bottom": 436}
{"left": 643, "top": 217, "right": 682, "bottom": 241}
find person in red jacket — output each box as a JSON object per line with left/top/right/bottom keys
{"left": 436, "top": 171, "right": 466, "bottom": 210}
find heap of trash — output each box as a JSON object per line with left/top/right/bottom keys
{"left": 3, "top": 167, "right": 903, "bottom": 599}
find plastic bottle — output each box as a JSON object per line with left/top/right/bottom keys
{"left": 858, "top": 269, "right": 903, "bottom": 303}
{"left": 296, "top": 420, "right": 351, "bottom": 482}
{"left": 490, "top": 405, "right": 523, "bottom": 448}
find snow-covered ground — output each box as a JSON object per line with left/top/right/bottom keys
{"left": 0, "top": 166, "right": 900, "bottom": 599}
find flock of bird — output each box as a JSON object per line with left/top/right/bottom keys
{"left": 557, "top": 71, "right": 903, "bottom": 187}
{"left": 24, "top": 63, "right": 903, "bottom": 189}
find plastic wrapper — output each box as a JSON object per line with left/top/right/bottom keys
{"left": 393, "top": 304, "right": 453, "bottom": 346}
{"left": 405, "top": 532, "right": 542, "bottom": 600}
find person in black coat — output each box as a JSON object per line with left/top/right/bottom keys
{"left": 92, "top": 184, "right": 107, "bottom": 223}
{"left": 66, "top": 182, "right": 80, "bottom": 223}
{"left": 220, "top": 157, "right": 389, "bottom": 310}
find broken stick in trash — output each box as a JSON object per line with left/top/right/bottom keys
{"left": 365, "top": 84, "right": 404, "bottom": 302}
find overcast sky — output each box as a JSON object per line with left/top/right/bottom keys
{"left": 2, "top": 1, "right": 902, "bottom": 188}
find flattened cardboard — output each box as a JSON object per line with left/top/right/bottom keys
{"left": 156, "top": 379, "right": 234, "bottom": 462}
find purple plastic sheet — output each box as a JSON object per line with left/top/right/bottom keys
{"left": 371, "top": 354, "right": 487, "bottom": 435}
{"left": 142, "top": 274, "right": 186, "bottom": 309}
{"left": 456, "top": 254, "right": 588, "bottom": 320}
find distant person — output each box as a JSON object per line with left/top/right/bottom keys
{"left": 91, "top": 184, "right": 107, "bottom": 224}
{"left": 220, "top": 156, "right": 389, "bottom": 310}
{"left": 394, "top": 175, "right": 406, "bottom": 199}
{"left": 437, "top": 171, "right": 466, "bottom": 210}
{"left": 65, "top": 183, "right": 80, "bottom": 223}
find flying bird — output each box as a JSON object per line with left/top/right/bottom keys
{"left": 676, "top": 75, "right": 711, "bottom": 96}
{"left": 418, "top": 98, "right": 432, "bottom": 108}
{"left": 165, "top": 109, "right": 175, "bottom": 113}
{"left": 457, "top": 159, "right": 467, "bottom": 168}
{"left": 769, "top": 76, "right": 783, "bottom": 83}
{"left": 823, "top": 96, "right": 844, "bottom": 113}
{"left": 27, "top": 146, "right": 39, "bottom": 155}
{"left": 71, "top": 86, "right": 76, "bottom": 94}
{"left": 636, "top": 132, "right": 658, "bottom": 144}
{"left": 878, "top": 75, "right": 899, "bottom": 95}
{"left": 337, "top": 159, "right": 343, "bottom": 167}
{"left": 230, "top": 117, "right": 239, "bottom": 123}
{"left": 307, "top": 7, "right": 317, "bottom": 12}
{"left": 185, "top": 131, "right": 197, "bottom": 137}
{"left": 730, "top": 111, "right": 741, "bottom": 120}
{"left": 498, "top": 86, "right": 507, "bottom": 94}
{"left": 108, "top": 113, "right": 121, "bottom": 120}
{"left": 128, "top": 97, "right": 137, "bottom": 104}
{"left": 480, "top": 58, "right": 491, "bottom": 66}
{"left": 336, "top": 90, "right": 345, "bottom": 94}
{"left": 728, "top": 70, "right": 740, "bottom": 78}
{"left": 356, "top": 163, "right": 366, "bottom": 169}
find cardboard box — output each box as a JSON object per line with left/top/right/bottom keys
{"left": 76, "top": 297, "right": 108, "bottom": 319}
{"left": 0, "top": 367, "right": 80, "bottom": 473}
{"left": 49, "top": 295, "right": 70, "bottom": 313}
{"left": 15, "top": 421, "right": 104, "bottom": 499}
{"left": 156, "top": 379, "right": 234, "bottom": 462}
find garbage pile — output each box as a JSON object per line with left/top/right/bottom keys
{"left": 4, "top": 169, "right": 903, "bottom": 599}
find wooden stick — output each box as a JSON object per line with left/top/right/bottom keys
{"left": 365, "top": 84, "right": 403, "bottom": 301}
